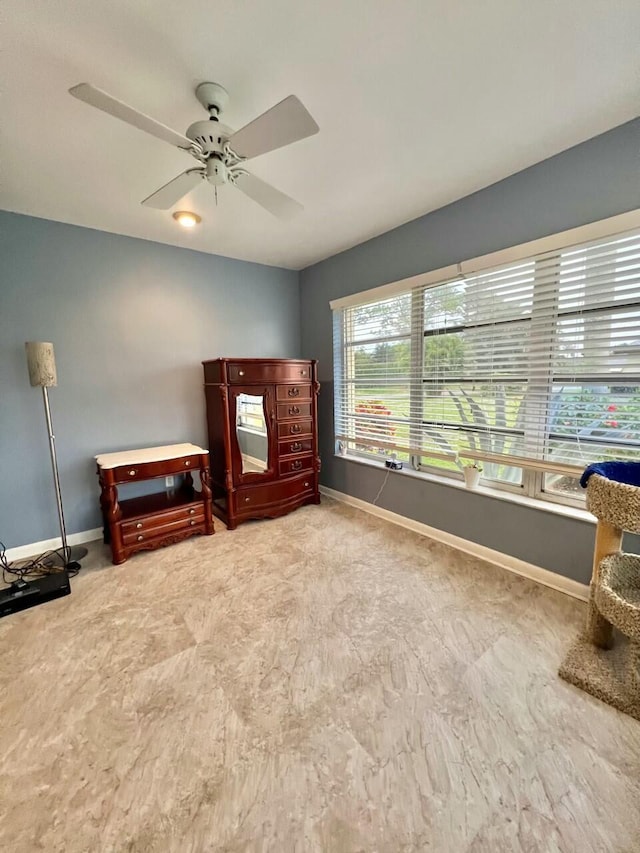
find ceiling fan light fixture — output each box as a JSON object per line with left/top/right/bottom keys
{"left": 172, "top": 210, "right": 201, "bottom": 228}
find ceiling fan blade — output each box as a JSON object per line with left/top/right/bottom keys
{"left": 232, "top": 171, "right": 303, "bottom": 219}
{"left": 228, "top": 95, "right": 319, "bottom": 160}
{"left": 141, "top": 169, "right": 205, "bottom": 209}
{"left": 69, "top": 83, "right": 195, "bottom": 151}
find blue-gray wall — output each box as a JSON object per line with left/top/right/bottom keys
{"left": 0, "top": 213, "right": 300, "bottom": 548}
{"left": 3, "top": 119, "right": 638, "bottom": 574}
{"left": 300, "top": 118, "right": 640, "bottom": 584}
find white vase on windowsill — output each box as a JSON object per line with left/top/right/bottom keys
{"left": 463, "top": 465, "right": 482, "bottom": 489}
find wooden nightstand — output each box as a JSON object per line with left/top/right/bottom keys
{"left": 96, "top": 443, "right": 214, "bottom": 564}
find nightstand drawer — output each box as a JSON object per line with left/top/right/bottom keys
{"left": 121, "top": 504, "right": 204, "bottom": 537}
{"left": 112, "top": 455, "right": 201, "bottom": 483}
{"left": 121, "top": 513, "right": 204, "bottom": 545}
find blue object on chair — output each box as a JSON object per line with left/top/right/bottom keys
{"left": 580, "top": 461, "right": 640, "bottom": 489}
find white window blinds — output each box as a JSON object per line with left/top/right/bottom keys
{"left": 333, "top": 228, "right": 640, "bottom": 475}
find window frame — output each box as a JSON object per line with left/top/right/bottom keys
{"left": 332, "top": 212, "right": 640, "bottom": 510}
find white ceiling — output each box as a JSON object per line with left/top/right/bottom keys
{"left": 2, "top": 1, "right": 639, "bottom": 270}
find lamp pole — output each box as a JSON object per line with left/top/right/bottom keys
{"left": 41, "top": 384, "right": 70, "bottom": 562}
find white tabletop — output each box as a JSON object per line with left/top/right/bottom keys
{"left": 95, "top": 443, "right": 208, "bottom": 469}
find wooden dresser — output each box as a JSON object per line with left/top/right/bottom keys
{"left": 203, "top": 358, "right": 320, "bottom": 529}
{"left": 96, "top": 443, "right": 214, "bottom": 564}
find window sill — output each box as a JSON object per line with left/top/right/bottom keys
{"left": 334, "top": 453, "right": 595, "bottom": 525}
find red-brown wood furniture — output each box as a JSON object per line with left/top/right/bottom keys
{"left": 203, "top": 358, "right": 321, "bottom": 529}
{"left": 96, "top": 443, "right": 214, "bottom": 564}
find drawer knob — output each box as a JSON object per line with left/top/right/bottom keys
{"left": 304, "top": 482, "right": 310, "bottom": 488}
{"left": 239, "top": 370, "right": 245, "bottom": 376}
{"left": 300, "top": 370, "right": 306, "bottom": 376}
{"left": 292, "top": 460, "right": 303, "bottom": 471}
{"left": 291, "top": 442, "right": 302, "bottom": 452}
{"left": 288, "top": 387, "right": 300, "bottom": 397}
{"left": 244, "top": 496, "right": 250, "bottom": 503}
{"left": 184, "top": 460, "right": 191, "bottom": 467}
{"left": 137, "top": 534, "right": 144, "bottom": 542}
{"left": 190, "top": 520, "right": 196, "bottom": 526}
{"left": 188, "top": 508, "right": 195, "bottom": 515}
{"left": 129, "top": 469, "right": 137, "bottom": 477}
{"left": 136, "top": 522, "right": 143, "bottom": 529}
{"left": 290, "top": 424, "right": 302, "bottom": 434}
{"left": 289, "top": 406, "right": 300, "bottom": 415}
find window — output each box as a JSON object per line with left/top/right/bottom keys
{"left": 333, "top": 222, "right": 640, "bottom": 505}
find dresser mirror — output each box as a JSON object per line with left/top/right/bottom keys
{"left": 235, "top": 392, "right": 269, "bottom": 474}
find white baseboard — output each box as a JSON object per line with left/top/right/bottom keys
{"left": 320, "top": 486, "right": 589, "bottom": 602}
{"left": 5, "top": 528, "right": 103, "bottom": 562}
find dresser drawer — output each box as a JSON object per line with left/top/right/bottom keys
{"left": 121, "top": 512, "right": 204, "bottom": 545}
{"left": 277, "top": 419, "right": 313, "bottom": 439}
{"left": 279, "top": 455, "right": 313, "bottom": 477}
{"left": 275, "top": 384, "right": 312, "bottom": 401}
{"left": 278, "top": 438, "right": 313, "bottom": 457}
{"left": 227, "top": 361, "right": 312, "bottom": 384}
{"left": 276, "top": 402, "right": 312, "bottom": 421}
{"left": 112, "top": 455, "right": 201, "bottom": 484}
{"left": 235, "top": 473, "right": 314, "bottom": 512}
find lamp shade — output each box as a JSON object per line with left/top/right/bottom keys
{"left": 25, "top": 341, "right": 57, "bottom": 387}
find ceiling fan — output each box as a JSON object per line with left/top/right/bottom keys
{"left": 68, "top": 81, "right": 319, "bottom": 219}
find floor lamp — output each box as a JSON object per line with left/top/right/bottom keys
{"left": 25, "top": 342, "right": 87, "bottom": 571}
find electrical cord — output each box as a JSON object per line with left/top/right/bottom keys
{"left": 372, "top": 466, "right": 392, "bottom": 506}
{"left": 0, "top": 539, "right": 81, "bottom": 585}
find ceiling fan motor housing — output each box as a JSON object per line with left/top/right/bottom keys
{"left": 186, "top": 120, "right": 233, "bottom": 156}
